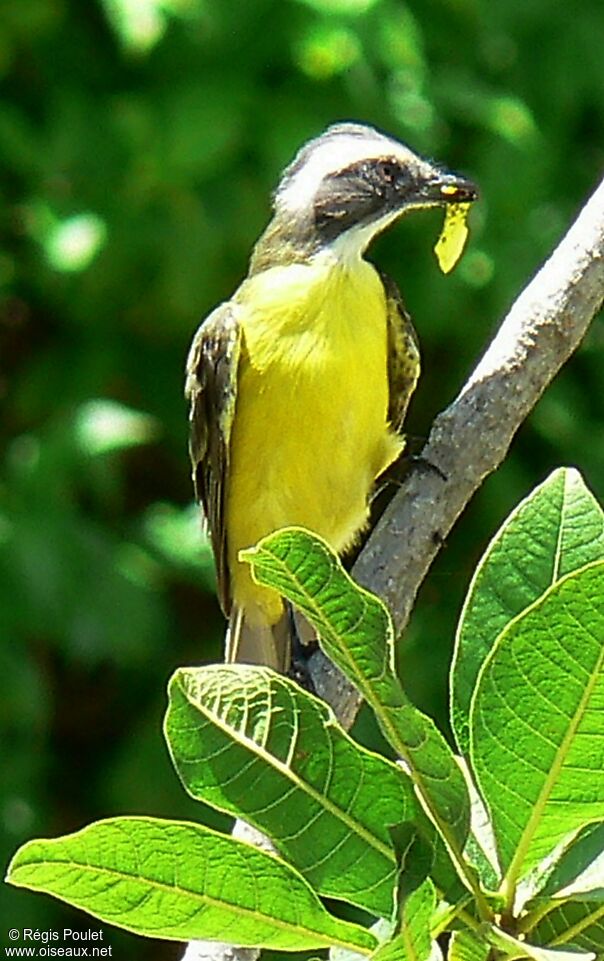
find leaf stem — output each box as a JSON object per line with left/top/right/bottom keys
{"left": 517, "top": 899, "right": 558, "bottom": 935}
{"left": 375, "top": 709, "right": 493, "bottom": 923}
{"left": 432, "top": 900, "right": 482, "bottom": 938}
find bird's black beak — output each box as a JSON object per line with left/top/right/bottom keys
{"left": 420, "top": 171, "right": 478, "bottom": 206}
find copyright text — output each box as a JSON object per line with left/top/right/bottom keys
{"left": 4, "top": 930, "right": 111, "bottom": 958}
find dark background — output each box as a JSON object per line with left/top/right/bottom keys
{"left": 1, "top": 0, "right": 603, "bottom": 956}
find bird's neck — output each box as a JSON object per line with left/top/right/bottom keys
{"left": 248, "top": 212, "right": 385, "bottom": 276}
{"left": 248, "top": 216, "right": 317, "bottom": 275}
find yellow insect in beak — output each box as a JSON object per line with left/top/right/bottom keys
{"left": 434, "top": 202, "right": 472, "bottom": 274}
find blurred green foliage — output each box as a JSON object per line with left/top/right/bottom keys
{"left": 0, "top": 0, "right": 603, "bottom": 955}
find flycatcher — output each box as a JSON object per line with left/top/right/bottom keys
{"left": 186, "top": 123, "right": 477, "bottom": 670}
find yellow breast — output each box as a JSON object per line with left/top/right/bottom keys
{"left": 227, "top": 253, "right": 403, "bottom": 623}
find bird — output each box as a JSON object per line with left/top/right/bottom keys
{"left": 186, "top": 122, "right": 477, "bottom": 672}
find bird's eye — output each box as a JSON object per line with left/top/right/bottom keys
{"left": 378, "top": 159, "right": 398, "bottom": 182}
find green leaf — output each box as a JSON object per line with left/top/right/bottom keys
{"left": 74, "top": 399, "right": 160, "bottom": 456}
{"left": 391, "top": 823, "right": 433, "bottom": 905}
{"left": 295, "top": 0, "right": 381, "bottom": 14}
{"left": 331, "top": 921, "right": 395, "bottom": 961}
{"left": 142, "top": 501, "right": 216, "bottom": 577}
{"left": 448, "top": 929, "right": 490, "bottom": 961}
{"left": 531, "top": 897, "right": 604, "bottom": 953}
{"left": 165, "top": 664, "right": 416, "bottom": 917}
{"left": 336, "top": 881, "right": 439, "bottom": 961}
{"left": 43, "top": 212, "right": 107, "bottom": 272}
{"left": 452, "top": 468, "right": 604, "bottom": 756}
{"left": 534, "top": 823, "right": 604, "bottom": 900}
{"left": 484, "top": 922, "right": 596, "bottom": 961}
{"left": 457, "top": 757, "right": 501, "bottom": 891}
{"left": 370, "top": 879, "right": 436, "bottom": 961}
{"left": 101, "top": 0, "right": 175, "bottom": 53}
{"left": 241, "top": 528, "right": 471, "bottom": 873}
{"left": 470, "top": 560, "right": 604, "bottom": 893}
{"left": 6, "top": 817, "right": 377, "bottom": 952}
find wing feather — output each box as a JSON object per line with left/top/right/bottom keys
{"left": 378, "top": 269, "right": 421, "bottom": 433}
{"left": 185, "top": 302, "right": 241, "bottom": 614}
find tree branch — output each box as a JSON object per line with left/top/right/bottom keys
{"left": 312, "top": 173, "right": 604, "bottom": 726}
{"left": 182, "top": 175, "right": 604, "bottom": 960}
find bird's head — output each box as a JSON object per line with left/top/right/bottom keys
{"left": 257, "top": 122, "right": 477, "bottom": 266}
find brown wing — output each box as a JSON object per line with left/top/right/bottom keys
{"left": 378, "top": 269, "right": 421, "bottom": 433}
{"left": 185, "top": 302, "right": 241, "bottom": 615}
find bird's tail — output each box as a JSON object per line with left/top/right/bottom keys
{"left": 226, "top": 603, "right": 292, "bottom": 672}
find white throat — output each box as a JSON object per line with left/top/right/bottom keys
{"left": 322, "top": 209, "right": 404, "bottom": 265}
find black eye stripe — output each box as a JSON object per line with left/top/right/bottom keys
{"left": 312, "top": 155, "right": 413, "bottom": 242}
{"left": 334, "top": 157, "right": 404, "bottom": 183}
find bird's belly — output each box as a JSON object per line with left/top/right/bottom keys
{"left": 227, "top": 268, "right": 403, "bottom": 619}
